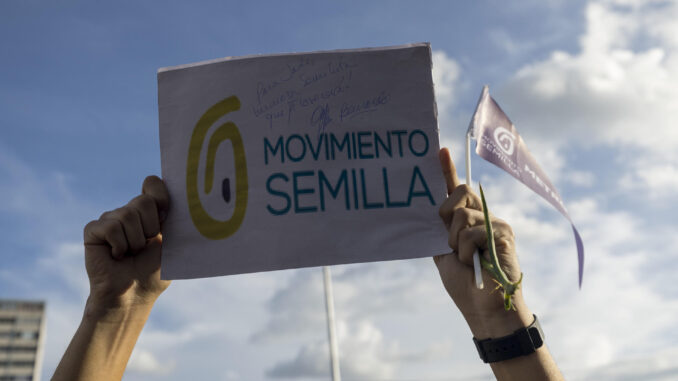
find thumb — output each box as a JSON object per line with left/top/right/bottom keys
{"left": 142, "top": 175, "right": 170, "bottom": 222}
{"left": 439, "top": 148, "right": 461, "bottom": 195}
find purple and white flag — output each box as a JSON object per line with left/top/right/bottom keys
{"left": 468, "top": 86, "right": 585, "bottom": 287}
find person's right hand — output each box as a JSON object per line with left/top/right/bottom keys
{"left": 83, "top": 175, "right": 171, "bottom": 318}
{"left": 434, "top": 148, "right": 533, "bottom": 339}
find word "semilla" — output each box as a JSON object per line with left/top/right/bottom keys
{"left": 266, "top": 167, "right": 435, "bottom": 215}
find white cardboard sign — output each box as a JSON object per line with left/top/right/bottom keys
{"left": 158, "top": 43, "right": 449, "bottom": 279}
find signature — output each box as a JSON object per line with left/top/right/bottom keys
{"left": 310, "top": 103, "right": 333, "bottom": 135}
{"left": 340, "top": 91, "right": 391, "bottom": 121}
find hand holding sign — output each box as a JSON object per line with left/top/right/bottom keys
{"left": 434, "top": 148, "right": 533, "bottom": 338}
{"left": 83, "top": 175, "right": 171, "bottom": 316}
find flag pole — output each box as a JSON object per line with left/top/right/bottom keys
{"left": 323, "top": 266, "right": 342, "bottom": 381}
{"left": 466, "top": 131, "right": 484, "bottom": 290}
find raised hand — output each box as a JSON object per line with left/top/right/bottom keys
{"left": 83, "top": 175, "right": 171, "bottom": 316}
{"left": 433, "top": 148, "right": 531, "bottom": 339}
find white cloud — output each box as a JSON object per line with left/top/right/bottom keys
{"left": 250, "top": 270, "right": 327, "bottom": 343}
{"left": 497, "top": 1, "right": 678, "bottom": 165}
{"left": 570, "top": 347, "right": 678, "bottom": 381}
{"left": 266, "top": 318, "right": 455, "bottom": 380}
{"left": 37, "top": 242, "right": 88, "bottom": 298}
{"left": 432, "top": 50, "right": 461, "bottom": 117}
{"left": 432, "top": 50, "right": 468, "bottom": 168}
{"left": 266, "top": 340, "right": 330, "bottom": 379}
{"left": 256, "top": 270, "right": 399, "bottom": 379}
{"left": 488, "top": 28, "right": 523, "bottom": 56}
{"left": 257, "top": 263, "right": 472, "bottom": 380}
{"left": 619, "top": 162, "right": 678, "bottom": 198}
{"left": 565, "top": 170, "right": 595, "bottom": 187}
{"left": 128, "top": 348, "right": 174, "bottom": 375}
{"left": 506, "top": 193, "right": 678, "bottom": 375}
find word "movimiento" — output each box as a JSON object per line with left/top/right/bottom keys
{"left": 264, "top": 129, "right": 429, "bottom": 164}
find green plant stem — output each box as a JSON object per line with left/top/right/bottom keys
{"left": 478, "top": 183, "right": 523, "bottom": 311}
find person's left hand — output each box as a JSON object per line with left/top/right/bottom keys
{"left": 434, "top": 148, "right": 532, "bottom": 338}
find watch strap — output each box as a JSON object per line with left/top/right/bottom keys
{"left": 473, "top": 314, "right": 544, "bottom": 363}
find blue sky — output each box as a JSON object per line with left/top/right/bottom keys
{"left": 2, "top": 1, "right": 678, "bottom": 380}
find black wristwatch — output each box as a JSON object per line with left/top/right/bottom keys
{"left": 473, "top": 314, "right": 544, "bottom": 363}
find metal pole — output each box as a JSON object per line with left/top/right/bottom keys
{"left": 465, "top": 132, "right": 473, "bottom": 190}
{"left": 323, "top": 266, "right": 341, "bottom": 381}
{"left": 466, "top": 132, "right": 484, "bottom": 290}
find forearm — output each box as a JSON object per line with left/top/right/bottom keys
{"left": 52, "top": 296, "right": 155, "bottom": 381}
{"left": 464, "top": 297, "right": 564, "bottom": 381}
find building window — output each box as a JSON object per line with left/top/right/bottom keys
{"left": 0, "top": 345, "right": 37, "bottom": 352}
{"left": 20, "top": 330, "right": 38, "bottom": 340}
{"left": 17, "top": 317, "right": 41, "bottom": 325}
{"left": 0, "top": 360, "right": 35, "bottom": 367}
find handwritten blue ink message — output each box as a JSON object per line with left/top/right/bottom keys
{"left": 251, "top": 56, "right": 367, "bottom": 130}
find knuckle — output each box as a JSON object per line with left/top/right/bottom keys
{"left": 84, "top": 220, "right": 96, "bottom": 233}
{"left": 458, "top": 184, "right": 472, "bottom": 194}
{"left": 469, "top": 194, "right": 482, "bottom": 209}
{"left": 494, "top": 219, "right": 515, "bottom": 237}
{"left": 453, "top": 207, "right": 470, "bottom": 222}
{"left": 83, "top": 220, "right": 97, "bottom": 239}
{"left": 107, "top": 219, "right": 123, "bottom": 237}
{"left": 495, "top": 237, "right": 513, "bottom": 251}
{"left": 119, "top": 207, "right": 137, "bottom": 224}
{"left": 450, "top": 184, "right": 466, "bottom": 200}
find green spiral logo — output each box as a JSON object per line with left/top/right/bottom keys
{"left": 186, "top": 96, "right": 248, "bottom": 240}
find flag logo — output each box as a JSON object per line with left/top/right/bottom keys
{"left": 186, "top": 96, "right": 249, "bottom": 240}
{"left": 493, "top": 126, "right": 516, "bottom": 156}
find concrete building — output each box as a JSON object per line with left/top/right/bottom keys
{"left": 0, "top": 300, "right": 46, "bottom": 381}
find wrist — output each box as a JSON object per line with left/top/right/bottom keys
{"left": 463, "top": 296, "right": 534, "bottom": 339}
{"left": 84, "top": 293, "right": 157, "bottom": 324}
